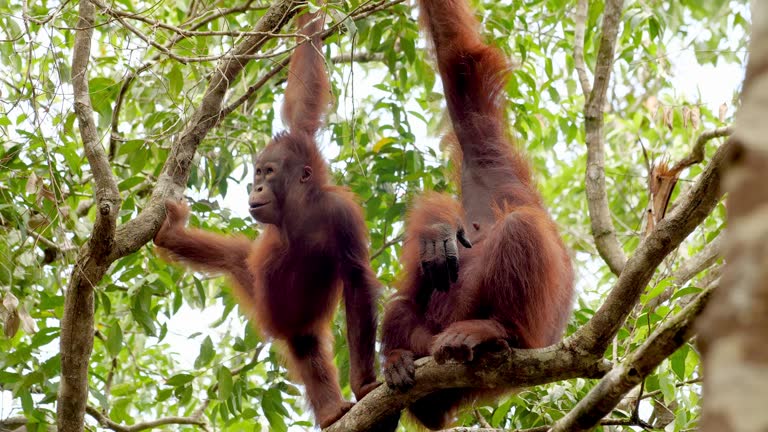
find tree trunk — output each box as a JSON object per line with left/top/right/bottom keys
{"left": 697, "top": 3, "right": 768, "bottom": 430}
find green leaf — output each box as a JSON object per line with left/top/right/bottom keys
{"left": 659, "top": 371, "right": 675, "bottom": 404}
{"left": 262, "top": 389, "right": 288, "bottom": 432}
{"left": 644, "top": 278, "right": 672, "bottom": 303}
{"left": 166, "top": 373, "right": 195, "bottom": 387}
{"left": 168, "top": 65, "right": 183, "bottom": 98}
{"left": 491, "top": 398, "right": 513, "bottom": 426}
{"left": 217, "top": 366, "right": 234, "bottom": 400}
{"left": 111, "top": 383, "right": 135, "bottom": 396}
{"left": 106, "top": 322, "right": 123, "bottom": 358}
{"left": 195, "top": 335, "right": 214, "bottom": 369}
{"left": 671, "top": 286, "right": 702, "bottom": 300}
{"left": 670, "top": 345, "right": 688, "bottom": 380}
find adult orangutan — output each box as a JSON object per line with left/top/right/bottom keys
{"left": 154, "top": 8, "right": 380, "bottom": 428}
{"left": 380, "top": 0, "right": 575, "bottom": 429}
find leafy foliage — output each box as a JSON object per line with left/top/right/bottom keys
{"left": 0, "top": 0, "right": 747, "bottom": 430}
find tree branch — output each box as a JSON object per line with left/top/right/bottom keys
{"left": 220, "top": 0, "right": 404, "bottom": 117}
{"left": 370, "top": 234, "right": 403, "bottom": 260}
{"left": 58, "top": 0, "right": 122, "bottom": 430}
{"left": 331, "top": 51, "right": 386, "bottom": 64}
{"left": 324, "top": 344, "right": 610, "bottom": 432}
{"left": 574, "top": 139, "right": 732, "bottom": 354}
{"left": 584, "top": 0, "right": 627, "bottom": 276}
{"left": 573, "top": 0, "right": 591, "bottom": 96}
{"left": 105, "top": 0, "right": 275, "bottom": 159}
{"left": 92, "top": 0, "right": 304, "bottom": 64}
{"left": 551, "top": 283, "right": 714, "bottom": 432}
{"left": 85, "top": 406, "right": 205, "bottom": 432}
{"left": 443, "top": 417, "right": 657, "bottom": 432}
{"left": 646, "top": 234, "right": 722, "bottom": 310}
{"left": 670, "top": 126, "right": 733, "bottom": 172}
{"left": 0, "top": 417, "right": 30, "bottom": 432}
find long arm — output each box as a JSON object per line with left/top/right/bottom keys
{"left": 419, "top": 0, "right": 539, "bottom": 221}
{"left": 342, "top": 263, "right": 379, "bottom": 399}
{"left": 332, "top": 192, "right": 381, "bottom": 400}
{"left": 281, "top": 7, "right": 330, "bottom": 136}
{"left": 418, "top": 0, "right": 509, "bottom": 160}
{"left": 154, "top": 200, "right": 254, "bottom": 290}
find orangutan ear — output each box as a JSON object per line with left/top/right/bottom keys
{"left": 300, "top": 165, "right": 313, "bottom": 183}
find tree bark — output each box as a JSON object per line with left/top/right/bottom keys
{"left": 697, "top": 3, "right": 768, "bottom": 431}
{"left": 583, "top": 0, "right": 627, "bottom": 276}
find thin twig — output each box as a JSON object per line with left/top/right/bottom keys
{"left": 370, "top": 234, "right": 404, "bottom": 260}
{"left": 670, "top": 126, "right": 733, "bottom": 172}
{"left": 85, "top": 406, "right": 206, "bottom": 432}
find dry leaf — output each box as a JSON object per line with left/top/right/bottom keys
{"left": 645, "top": 96, "right": 659, "bottom": 119}
{"left": 663, "top": 106, "right": 674, "bottom": 131}
{"left": 40, "top": 186, "right": 57, "bottom": 202}
{"left": 19, "top": 308, "right": 38, "bottom": 334}
{"left": 27, "top": 213, "right": 49, "bottom": 230}
{"left": 3, "top": 293, "right": 19, "bottom": 310}
{"left": 682, "top": 106, "right": 691, "bottom": 128}
{"left": 4, "top": 310, "right": 19, "bottom": 338}
{"left": 719, "top": 102, "right": 728, "bottom": 122}
{"left": 25, "top": 172, "right": 39, "bottom": 194}
{"left": 691, "top": 106, "right": 701, "bottom": 129}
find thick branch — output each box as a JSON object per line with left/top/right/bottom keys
{"left": 71, "top": 0, "right": 121, "bottom": 252}
{"left": 584, "top": 0, "right": 626, "bottom": 276}
{"left": 444, "top": 417, "right": 656, "bottom": 432}
{"left": 324, "top": 343, "right": 610, "bottom": 432}
{"left": 551, "top": 284, "right": 714, "bottom": 432}
{"left": 85, "top": 406, "right": 205, "bottom": 432}
{"left": 646, "top": 234, "right": 722, "bottom": 310}
{"left": 575, "top": 140, "right": 732, "bottom": 354}
{"left": 0, "top": 417, "right": 29, "bottom": 432}
{"left": 58, "top": 1, "right": 121, "bottom": 431}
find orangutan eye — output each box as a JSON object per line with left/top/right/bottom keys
{"left": 256, "top": 168, "right": 262, "bottom": 175}
{"left": 266, "top": 167, "right": 274, "bottom": 174}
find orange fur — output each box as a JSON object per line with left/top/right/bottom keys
{"left": 380, "top": 1, "right": 574, "bottom": 429}
{"left": 153, "top": 5, "right": 381, "bottom": 428}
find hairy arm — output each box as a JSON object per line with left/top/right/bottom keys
{"left": 281, "top": 7, "right": 330, "bottom": 135}
{"left": 154, "top": 200, "right": 254, "bottom": 290}
{"left": 342, "top": 263, "right": 380, "bottom": 400}
{"left": 418, "top": 0, "right": 510, "bottom": 156}
{"left": 332, "top": 194, "right": 381, "bottom": 399}
{"left": 400, "top": 192, "right": 470, "bottom": 296}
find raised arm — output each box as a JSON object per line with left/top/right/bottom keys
{"left": 418, "top": 0, "right": 510, "bottom": 155}
{"left": 154, "top": 200, "right": 253, "bottom": 290}
{"left": 281, "top": 7, "right": 330, "bottom": 136}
